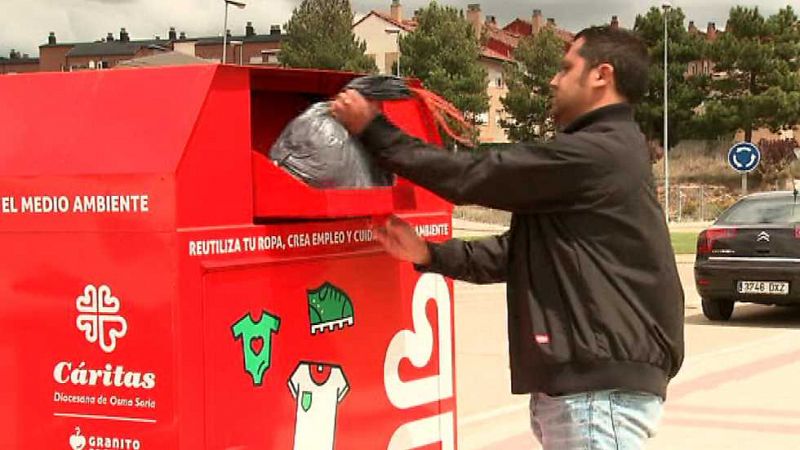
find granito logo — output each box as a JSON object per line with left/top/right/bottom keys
{"left": 76, "top": 284, "right": 127, "bottom": 353}
{"left": 69, "top": 426, "right": 142, "bottom": 450}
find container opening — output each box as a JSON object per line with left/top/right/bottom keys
{"left": 247, "top": 68, "right": 410, "bottom": 219}
{"left": 251, "top": 91, "right": 326, "bottom": 158}
{"left": 249, "top": 68, "right": 357, "bottom": 159}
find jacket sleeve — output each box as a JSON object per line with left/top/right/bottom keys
{"left": 358, "top": 115, "right": 608, "bottom": 213}
{"left": 415, "top": 232, "right": 509, "bottom": 284}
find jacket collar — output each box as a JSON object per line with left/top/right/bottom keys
{"left": 562, "top": 103, "right": 634, "bottom": 134}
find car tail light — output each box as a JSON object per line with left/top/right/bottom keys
{"left": 697, "top": 228, "right": 737, "bottom": 256}
{"left": 795, "top": 224, "right": 800, "bottom": 239}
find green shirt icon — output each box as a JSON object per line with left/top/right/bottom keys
{"left": 232, "top": 311, "right": 280, "bottom": 386}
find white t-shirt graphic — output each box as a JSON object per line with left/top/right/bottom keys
{"left": 288, "top": 362, "right": 349, "bottom": 450}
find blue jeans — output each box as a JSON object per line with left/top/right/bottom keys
{"left": 529, "top": 390, "right": 663, "bottom": 450}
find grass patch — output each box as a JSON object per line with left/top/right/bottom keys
{"left": 454, "top": 204, "right": 699, "bottom": 255}
{"left": 671, "top": 231, "right": 698, "bottom": 255}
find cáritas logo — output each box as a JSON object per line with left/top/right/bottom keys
{"left": 60, "top": 285, "right": 157, "bottom": 391}
{"left": 76, "top": 285, "right": 127, "bottom": 353}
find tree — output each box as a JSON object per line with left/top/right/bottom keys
{"left": 280, "top": 0, "right": 377, "bottom": 73}
{"left": 633, "top": 7, "right": 709, "bottom": 150}
{"left": 498, "top": 28, "right": 563, "bottom": 142}
{"left": 399, "top": 2, "right": 488, "bottom": 121}
{"left": 757, "top": 138, "right": 800, "bottom": 188}
{"left": 703, "top": 6, "right": 800, "bottom": 143}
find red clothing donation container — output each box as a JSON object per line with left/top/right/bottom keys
{"left": 0, "top": 65, "right": 456, "bottom": 450}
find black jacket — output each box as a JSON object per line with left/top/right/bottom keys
{"left": 358, "top": 103, "right": 684, "bottom": 399}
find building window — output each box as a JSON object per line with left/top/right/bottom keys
{"left": 261, "top": 50, "right": 280, "bottom": 64}
{"left": 495, "top": 77, "right": 504, "bottom": 88}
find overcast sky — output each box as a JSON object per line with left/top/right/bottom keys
{"left": 0, "top": 0, "right": 792, "bottom": 58}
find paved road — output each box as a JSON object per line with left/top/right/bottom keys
{"left": 454, "top": 254, "right": 800, "bottom": 449}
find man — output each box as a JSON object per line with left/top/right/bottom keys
{"left": 332, "top": 26, "right": 684, "bottom": 449}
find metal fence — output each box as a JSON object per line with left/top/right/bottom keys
{"left": 657, "top": 183, "right": 741, "bottom": 223}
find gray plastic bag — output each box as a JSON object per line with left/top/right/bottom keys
{"left": 269, "top": 102, "right": 393, "bottom": 189}
{"left": 345, "top": 75, "right": 411, "bottom": 100}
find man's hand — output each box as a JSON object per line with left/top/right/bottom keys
{"left": 372, "top": 216, "right": 432, "bottom": 266}
{"left": 330, "top": 89, "right": 381, "bottom": 135}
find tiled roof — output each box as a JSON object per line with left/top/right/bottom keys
{"left": 66, "top": 41, "right": 169, "bottom": 57}
{"left": 481, "top": 47, "right": 513, "bottom": 63}
{"left": 504, "top": 19, "right": 574, "bottom": 42}
{"left": 553, "top": 27, "right": 576, "bottom": 42}
{"left": 485, "top": 24, "right": 521, "bottom": 48}
{"left": 353, "top": 9, "right": 578, "bottom": 65}
{"left": 0, "top": 57, "right": 39, "bottom": 63}
{"left": 689, "top": 30, "right": 725, "bottom": 41}
{"left": 195, "top": 33, "right": 283, "bottom": 45}
{"left": 39, "top": 43, "right": 76, "bottom": 48}
{"left": 195, "top": 35, "right": 242, "bottom": 44}
{"left": 243, "top": 33, "right": 285, "bottom": 43}
{"left": 355, "top": 11, "right": 417, "bottom": 32}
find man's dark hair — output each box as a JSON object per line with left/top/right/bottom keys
{"left": 574, "top": 26, "right": 649, "bottom": 104}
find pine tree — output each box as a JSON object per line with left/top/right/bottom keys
{"left": 634, "top": 7, "right": 709, "bottom": 149}
{"left": 498, "top": 28, "right": 564, "bottom": 141}
{"left": 399, "top": 2, "right": 488, "bottom": 118}
{"left": 280, "top": 0, "right": 377, "bottom": 73}
{"left": 703, "top": 6, "right": 800, "bottom": 143}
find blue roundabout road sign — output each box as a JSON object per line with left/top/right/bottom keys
{"left": 728, "top": 142, "right": 761, "bottom": 173}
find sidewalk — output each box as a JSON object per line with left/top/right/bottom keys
{"left": 452, "top": 218, "right": 508, "bottom": 239}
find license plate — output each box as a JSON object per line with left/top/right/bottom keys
{"left": 737, "top": 281, "right": 790, "bottom": 295}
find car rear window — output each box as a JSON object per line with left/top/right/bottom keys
{"left": 717, "top": 196, "right": 800, "bottom": 225}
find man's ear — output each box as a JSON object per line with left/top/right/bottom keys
{"left": 592, "top": 63, "right": 615, "bottom": 88}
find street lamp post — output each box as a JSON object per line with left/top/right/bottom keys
{"left": 385, "top": 28, "right": 401, "bottom": 77}
{"left": 662, "top": 2, "right": 671, "bottom": 222}
{"left": 222, "top": 0, "right": 246, "bottom": 64}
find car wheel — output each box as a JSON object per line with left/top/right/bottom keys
{"left": 702, "top": 298, "right": 734, "bottom": 321}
